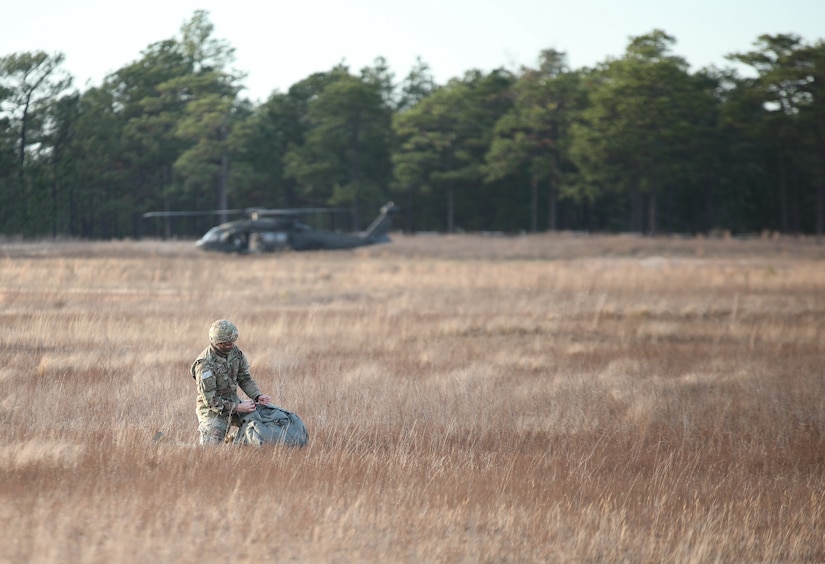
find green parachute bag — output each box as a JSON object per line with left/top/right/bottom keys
{"left": 233, "top": 404, "right": 309, "bottom": 447}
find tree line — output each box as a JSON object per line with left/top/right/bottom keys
{"left": 1, "top": 10, "right": 824, "bottom": 240}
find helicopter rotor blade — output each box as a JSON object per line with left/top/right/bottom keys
{"left": 248, "top": 207, "right": 345, "bottom": 217}
{"left": 143, "top": 206, "right": 347, "bottom": 220}
{"left": 142, "top": 209, "right": 245, "bottom": 219}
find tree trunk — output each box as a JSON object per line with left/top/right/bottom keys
{"left": 447, "top": 187, "right": 454, "bottom": 233}
{"left": 815, "top": 142, "right": 824, "bottom": 240}
{"left": 704, "top": 175, "right": 715, "bottom": 233}
{"left": 815, "top": 140, "right": 825, "bottom": 240}
{"left": 68, "top": 179, "right": 75, "bottom": 237}
{"left": 778, "top": 151, "right": 789, "bottom": 233}
{"left": 349, "top": 114, "right": 362, "bottom": 229}
{"left": 405, "top": 185, "right": 415, "bottom": 233}
{"left": 630, "top": 185, "right": 642, "bottom": 232}
{"left": 530, "top": 176, "right": 538, "bottom": 233}
{"left": 790, "top": 159, "right": 800, "bottom": 234}
{"left": 51, "top": 177, "right": 58, "bottom": 237}
{"left": 218, "top": 152, "right": 229, "bottom": 224}
{"left": 547, "top": 152, "right": 559, "bottom": 232}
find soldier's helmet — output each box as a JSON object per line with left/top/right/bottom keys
{"left": 209, "top": 319, "right": 239, "bottom": 344}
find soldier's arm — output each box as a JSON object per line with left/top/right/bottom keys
{"left": 235, "top": 351, "right": 263, "bottom": 402}
{"left": 194, "top": 360, "right": 236, "bottom": 414}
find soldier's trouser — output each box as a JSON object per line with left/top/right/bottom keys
{"left": 197, "top": 411, "right": 240, "bottom": 445}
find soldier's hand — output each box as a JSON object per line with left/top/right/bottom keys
{"left": 236, "top": 400, "right": 257, "bottom": 413}
{"left": 256, "top": 395, "right": 272, "bottom": 405}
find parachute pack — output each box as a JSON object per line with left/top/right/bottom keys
{"left": 233, "top": 403, "right": 309, "bottom": 447}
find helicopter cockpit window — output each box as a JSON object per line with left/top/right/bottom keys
{"left": 200, "top": 226, "right": 222, "bottom": 243}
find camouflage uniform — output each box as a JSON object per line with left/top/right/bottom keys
{"left": 191, "top": 320, "right": 262, "bottom": 445}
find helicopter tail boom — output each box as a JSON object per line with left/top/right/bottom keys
{"left": 363, "top": 202, "right": 400, "bottom": 243}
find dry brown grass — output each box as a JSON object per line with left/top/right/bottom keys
{"left": 1, "top": 233, "right": 824, "bottom": 563}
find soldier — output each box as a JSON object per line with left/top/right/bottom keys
{"left": 191, "top": 319, "right": 272, "bottom": 445}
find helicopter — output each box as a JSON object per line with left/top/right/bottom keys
{"left": 143, "top": 202, "right": 400, "bottom": 254}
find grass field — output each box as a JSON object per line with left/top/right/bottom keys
{"left": 1, "top": 233, "right": 824, "bottom": 562}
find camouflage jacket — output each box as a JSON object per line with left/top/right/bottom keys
{"left": 191, "top": 345, "right": 262, "bottom": 415}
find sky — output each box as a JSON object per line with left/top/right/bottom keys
{"left": 3, "top": 0, "right": 824, "bottom": 103}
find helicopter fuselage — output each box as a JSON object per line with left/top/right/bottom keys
{"left": 142, "top": 201, "right": 398, "bottom": 254}
{"left": 195, "top": 218, "right": 295, "bottom": 253}
{"left": 194, "top": 211, "right": 395, "bottom": 253}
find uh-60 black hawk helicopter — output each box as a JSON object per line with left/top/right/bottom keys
{"left": 143, "top": 202, "right": 399, "bottom": 254}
